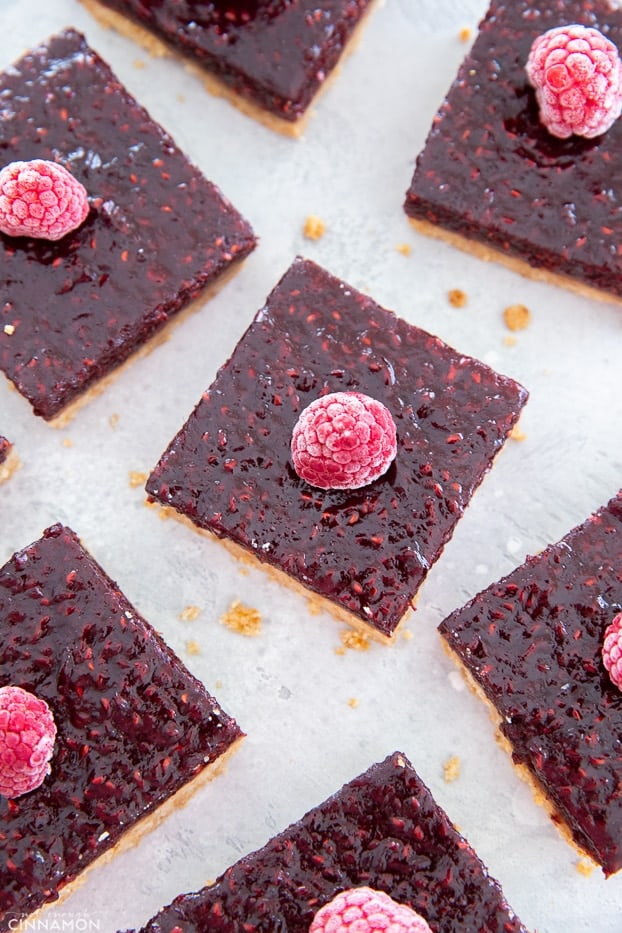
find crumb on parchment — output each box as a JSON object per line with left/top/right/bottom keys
{"left": 129, "top": 470, "right": 147, "bottom": 488}
{"left": 575, "top": 858, "right": 595, "bottom": 877}
{"left": 443, "top": 755, "right": 461, "bottom": 783}
{"left": 448, "top": 288, "right": 467, "bottom": 308}
{"left": 221, "top": 600, "right": 262, "bottom": 636}
{"left": 459, "top": 26, "right": 473, "bottom": 42}
{"left": 395, "top": 243, "right": 412, "bottom": 256}
{"left": 185, "top": 640, "right": 201, "bottom": 655}
{"left": 303, "top": 215, "right": 326, "bottom": 240}
{"left": 509, "top": 424, "right": 527, "bottom": 442}
{"left": 179, "top": 604, "right": 202, "bottom": 622}
{"left": 503, "top": 303, "right": 531, "bottom": 331}
{"left": 336, "top": 629, "right": 370, "bottom": 654}
{"left": 348, "top": 697, "right": 359, "bottom": 708}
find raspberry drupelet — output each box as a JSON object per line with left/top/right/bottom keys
{"left": 0, "top": 686, "right": 57, "bottom": 798}
{"left": 0, "top": 159, "right": 89, "bottom": 240}
{"left": 310, "top": 887, "right": 433, "bottom": 933}
{"left": 603, "top": 612, "right": 622, "bottom": 691}
{"left": 291, "top": 391, "right": 397, "bottom": 490}
{"left": 526, "top": 24, "right": 622, "bottom": 138}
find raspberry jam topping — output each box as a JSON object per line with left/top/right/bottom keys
{"left": 0, "top": 159, "right": 89, "bottom": 240}
{"left": 291, "top": 391, "right": 397, "bottom": 490}
{"left": 526, "top": 24, "right": 622, "bottom": 138}
{"left": 0, "top": 686, "right": 56, "bottom": 798}
{"left": 309, "top": 887, "right": 433, "bottom": 933}
{"left": 602, "top": 612, "right": 622, "bottom": 691}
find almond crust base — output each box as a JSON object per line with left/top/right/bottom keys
{"left": 440, "top": 636, "right": 600, "bottom": 872}
{"left": 12, "top": 735, "right": 244, "bottom": 931}
{"left": 408, "top": 216, "right": 622, "bottom": 309}
{"left": 80, "top": 0, "right": 382, "bottom": 138}
{"left": 0, "top": 446, "right": 20, "bottom": 484}
{"left": 148, "top": 501, "right": 412, "bottom": 644}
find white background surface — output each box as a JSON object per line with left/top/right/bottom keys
{"left": 1, "top": 0, "right": 622, "bottom": 930}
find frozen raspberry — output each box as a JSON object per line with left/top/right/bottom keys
{"left": 0, "top": 685, "right": 57, "bottom": 798}
{"left": 526, "top": 25, "right": 622, "bottom": 138}
{"left": 0, "top": 159, "right": 89, "bottom": 240}
{"left": 602, "top": 612, "right": 622, "bottom": 691}
{"left": 309, "top": 887, "right": 433, "bottom": 933}
{"left": 291, "top": 391, "right": 397, "bottom": 490}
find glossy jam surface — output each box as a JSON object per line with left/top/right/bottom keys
{"left": 94, "top": 0, "right": 374, "bottom": 121}
{"left": 147, "top": 258, "right": 528, "bottom": 637}
{"left": 0, "top": 524, "right": 242, "bottom": 928}
{"left": 0, "top": 29, "right": 256, "bottom": 421}
{"left": 131, "top": 752, "right": 528, "bottom": 932}
{"left": 405, "top": 0, "right": 622, "bottom": 299}
{"left": 440, "top": 492, "right": 622, "bottom": 876}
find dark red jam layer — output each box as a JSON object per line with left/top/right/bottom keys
{"left": 0, "top": 524, "right": 242, "bottom": 930}
{"left": 146, "top": 257, "right": 528, "bottom": 638}
{"left": 440, "top": 491, "right": 622, "bottom": 876}
{"left": 128, "top": 751, "right": 529, "bottom": 933}
{"left": 89, "top": 0, "right": 374, "bottom": 122}
{"left": 404, "top": 0, "right": 622, "bottom": 301}
{"left": 0, "top": 436, "right": 11, "bottom": 467}
{"left": 0, "top": 29, "right": 256, "bottom": 421}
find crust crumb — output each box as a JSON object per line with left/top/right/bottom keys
{"left": 503, "top": 335, "right": 517, "bottom": 347}
{"left": 339, "top": 629, "right": 370, "bottom": 652}
{"left": 185, "top": 640, "right": 201, "bottom": 656}
{"left": 459, "top": 26, "right": 473, "bottom": 42}
{"left": 348, "top": 697, "right": 360, "bottom": 708}
{"left": 220, "top": 600, "right": 262, "bottom": 636}
{"left": 179, "top": 604, "right": 202, "bottom": 622}
{"left": 396, "top": 243, "right": 412, "bottom": 256}
{"left": 401, "top": 628, "right": 414, "bottom": 640}
{"left": 133, "top": 59, "right": 146, "bottom": 69}
{"left": 109, "top": 413, "right": 120, "bottom": 429}
{"left": 575, "top": 857, "right": 595, "bottom": 877}
{"left": 129, "top": 470, "right": 148, "bottom": 488}
{"left": 443, "top": 755, "right": 461, "bottom": 783}
{"left": 448, "top": 288, "right": 467, "bottom": 308}
{"left": 61, "top": 437, "right": 73, "bottom": 448}
{"left": 509, "top": 424, "right": 527, "bottom": 442}
{"left": 303, "top": 215, "right": 326, "bottom": 240}
{"left": 503, "top": 303, "right": 531, "bottom": 331}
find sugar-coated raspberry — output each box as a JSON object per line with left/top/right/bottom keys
{"left": 309, "top": 887, "right": 433, "bottom": 933}
{"left": 602, "top": 612, "right": 622, "bottom": 691}
{"left": 526, "top": 25, "right": 622, "bottom": 138}
{"left": 291, "top": 391, "right": 397, "bottom": 490}
{"left": 0, "top": 685, "right": 57, "bottom": 798}
{"left": 0, "top": 159, "right": 89, "bottom": 240}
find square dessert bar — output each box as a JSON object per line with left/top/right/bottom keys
{"left": 128, "top": 751, "right": 529, "bottom": 932}
{"left": 81, "top": 0, "right": 378, "bottom": 135}
{"left": 0, "top": 523, "right": 243, "bottom": 930}
{"left": 439, "top": 491, "right": 622, "bottom": 876}
{"left": 146, "top": 257, "right": 528, "bottom": 640}
{"left": 0, "top": 29, "right": 256, "bottom": 424}
{"left": 405, "top": 0, "right": 622, "bottom": 305}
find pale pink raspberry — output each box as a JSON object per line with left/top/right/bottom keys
{"left": 291, "top": 391, "right": 397, "bottom": 490}
{"left": 0, "top": 685, "right": 57, "bottom": 798}
{"left": 309, "top": 887, "right": 433, "bottom": 933}
{"left": 526, "top": 24, "right": 622, "bottom": 138}
{"left": 602, "top": 612, "right": 622, "bottom": 691}
{"left": 0, "top": 159, "right": 89, "bottom": 240}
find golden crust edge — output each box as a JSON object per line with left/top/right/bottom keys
{"left": 14, "top": 735, "right": 244, "bottom": 929}
{"left": 147, "top": 501, "right": 412, "bottom": 644}
{"left": 0, "top": 446, "right": 20, "bottom": 484}
{"left": 439, "top": 635, "right": 600, "bottom": 871}
{"left": 407, "top": 216, "right": 622, "bottom": 309}
{"left": 79, "top": 0, "right": 382, "bottom": 138}
{"left": 3, "top": 255, "right": 250, "bottom": 429}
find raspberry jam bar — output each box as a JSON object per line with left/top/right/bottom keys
{"left": 146, "top": 257, "right": 528, "bottom": 640}
{"left": 404, "top": 0, "right": 622, "bottom": 305}
{"left": 0, "top": 524, "right": 243, "bottom": 929}
{"left": 439, "top": 491, "right": 622, "bottom": 876}
{"left": 128, "top": 751, "right": 529, "bottom": 932}
{"left": 81, "top": 0, "right": 378, "bottom": 135}
{"left": 0, "top": 29, "right": 256, "bottom": 424}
